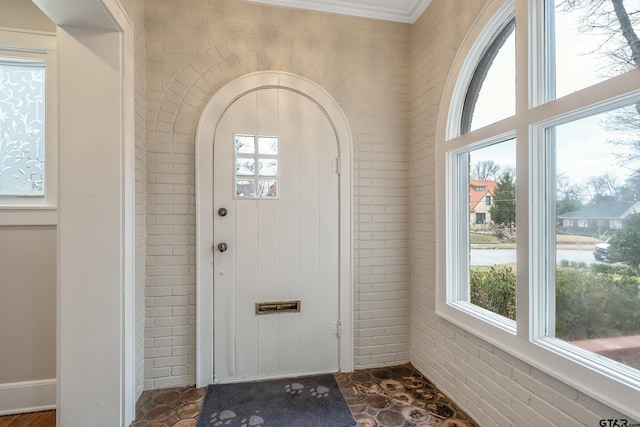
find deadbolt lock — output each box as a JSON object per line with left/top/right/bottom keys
{"left": 217, "top": 242, "right": 228, "bottom": 252}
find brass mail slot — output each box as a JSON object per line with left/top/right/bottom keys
{"left": 255, "top": 300, "right": 301, "bottom": 315}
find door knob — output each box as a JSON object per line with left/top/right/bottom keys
{"left": 217, "top": 242, "right": 228, "bottom": 252}
{"left": 218, "top": 207, "right": 228, "bottom": 217}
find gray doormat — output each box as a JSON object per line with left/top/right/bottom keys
{"left": 196, "top": 374, "right": 357, "bottom": 427}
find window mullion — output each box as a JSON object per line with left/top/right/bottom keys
{"left": 527, "top": 0, "right": 553, "bottom": 109}
{"left": 528, "top": 122, "right": 549, "bottom": 342}
{"left": 445, "top": 149, "right": 469, "bottom": 304}
{"left": 513, "top": 0, "right": 531, "bottom": 340}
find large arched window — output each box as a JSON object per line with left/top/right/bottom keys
{"left": 436, "top": 0, "right": 640, "bottom": 419}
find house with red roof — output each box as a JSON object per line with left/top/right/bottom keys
{"left": 469, "top": 180, "right": 498, "bottom": 227}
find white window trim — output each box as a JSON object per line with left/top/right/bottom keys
{"left": 436, "top": 0, "right": 640, "bottom": 420}
{"left": 0, "top": 28, "right": 57, "bottom": 225}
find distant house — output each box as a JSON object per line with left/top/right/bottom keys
{"left": 557, "top": 200, "right": 640, "bottom": 235}
{"left": 469, "top": 180, "right": 497, "bottom": 226}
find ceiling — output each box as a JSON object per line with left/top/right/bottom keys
{"left": 247, "top": 0, "right": 433, "bottom": 23}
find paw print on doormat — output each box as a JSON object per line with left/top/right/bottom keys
{"left": 310, "top": 385, "right": 330, "bottom": 399}
{"left": 284, "top": 382, "right": 304, "bottom": 395}
{"left": 209, "top": 409, "right": 237, "bottom": 426}
{"left": 239, "top": 413, "right": 265, "bottom": 427}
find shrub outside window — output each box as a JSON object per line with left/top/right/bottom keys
{"left": 437, "top": 0, "right": 640, "bottom": 419}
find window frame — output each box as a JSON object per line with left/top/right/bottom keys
{"left": 435, "top": 0, "right": 640, "bottom": 420}
{"left": 0, "top": 28, "right": 57, "bottom": 225}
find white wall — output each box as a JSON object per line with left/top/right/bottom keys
{"left": 0, "top": 226, "right": 56, "bottom": 384}
{"left": 0, "top": 226, "right": 56, "bottom": 415}
{"left": 0, "top": 0, "right": 55, "bottom": 32}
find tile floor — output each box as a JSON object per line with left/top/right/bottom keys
{"left": 132, "top": 363, "right": 479, "bottom": 427}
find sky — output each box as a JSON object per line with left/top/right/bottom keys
{"left": 470, "top": 2, "right": 640, "bottom": 188}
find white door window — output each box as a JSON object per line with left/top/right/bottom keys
{"left": 234, "top": 134, "right": 279, "bottom": 199}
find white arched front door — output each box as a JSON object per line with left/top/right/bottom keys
{"left": 196, "top": 72, "right": 353, "bottom": 386}
{"left": 214, "top": 87, "right": 339, "bottom": 381}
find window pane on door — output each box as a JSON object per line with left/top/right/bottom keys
{"left": 258, "top": 136, "right": 278, "bottom": 155}
{"left": 234, "top": 134, "right": 279, "bottom": 199}
{"left": 236, "top": 179, "right": 255, "bottom": 198}
{"left": 235, "top": 135, "right": 255, "bottom": 154}
{"left": 258, "top": 159, "right": 278, "bottom": 176}
{"left": 236, "top": 158, "right": 255, "bottom": 175}
{"left": 552, "top": 102, "right": 640, "bottom": 373}
{"left": 258, "top": 180, "right": 277, "bottom": 198}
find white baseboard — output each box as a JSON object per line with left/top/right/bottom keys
{"left": 0, "top": 379, "right": 56, "bottom": 416}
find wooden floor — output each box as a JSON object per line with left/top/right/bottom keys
{"left": 0, "top": 411, "right": 55, "bottom": 427}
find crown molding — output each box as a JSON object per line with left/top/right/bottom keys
{"left": 247, "top": 0, "right": 432, "bottom": 23}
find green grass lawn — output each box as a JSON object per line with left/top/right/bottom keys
{"left": 469, "top": 233, "right": 501, "bottom": 244}
{"left": 471, "top": 232, "right": 595, "bottom": 247}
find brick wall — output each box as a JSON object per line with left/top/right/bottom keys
{"left": 409, "top": 0, "right": 631, "bottom": 425}
{"left": 144, "top": 0, "right": 412, "bottom": 389}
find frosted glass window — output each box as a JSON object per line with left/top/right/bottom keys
{"left": 0, "top": 61, "right": 45, "bottom": 196}
{"left": 234, "top": 134, "right": 278, "bottom": 199}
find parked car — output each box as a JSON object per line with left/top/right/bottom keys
{"left": 593, "top": 237, "right": 617, "bottom": 262}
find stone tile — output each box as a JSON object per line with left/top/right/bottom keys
{"left": 337, "top": 364, "right": 479, "bottom": 427}
{"left": 133, "top": 385, "right": 205, "bottom": 426}
{"left": 133, "top": 364, "right": 479, "bottom": 427}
